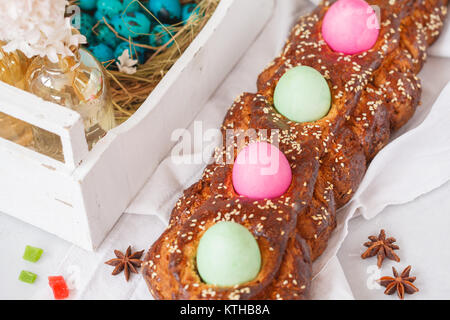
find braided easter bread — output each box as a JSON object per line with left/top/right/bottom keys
{"left": 143, "top": 0, "right": 448, "bottom": 300}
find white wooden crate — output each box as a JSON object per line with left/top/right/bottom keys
{"left": 0, "top": 0, "right": 274, "bottom": 251}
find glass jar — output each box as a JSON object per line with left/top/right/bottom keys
{"left": 0, "top": 42, "right": 33, "bottom": 146}
{"left": 25, "top": 48, "right": 116, "bottom": 161}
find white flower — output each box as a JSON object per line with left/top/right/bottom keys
{"left": 116, "top": 49, "right": 138, "bottom": 75}
{"left": 0, "top": 0, "right": 86, "bottom": 63}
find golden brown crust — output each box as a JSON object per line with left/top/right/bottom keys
{"left": 143, "top": 0, "right": 448, "bottom": 299}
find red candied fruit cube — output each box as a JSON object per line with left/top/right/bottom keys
{"left": 48, "top": 276, "right": 69, "bottom": 300}
{"left": 48, "top": 276, "right": 64, "bottom": 284}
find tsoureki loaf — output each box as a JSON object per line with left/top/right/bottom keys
{"left": 142, "top": 0, "right": 448, "bottom": 300}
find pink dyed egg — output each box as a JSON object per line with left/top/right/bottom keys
{"left": 321, "top": 0, "right": 380, "bottom": 54}
{"left": 232, "top": 142, "right": 292, "bottom": 200}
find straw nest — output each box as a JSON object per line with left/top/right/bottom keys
{"left": 88, "top": 0, "right": 221, "bottom": 124}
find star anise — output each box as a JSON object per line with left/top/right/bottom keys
{"left": 105, "top": 246, "right": 144, "bottom": 281}
{"left": 361, "top": 229, "right": 400, "bottom": 268}
{"left": 378, "top": 265, "right": 419, "bottom": 299}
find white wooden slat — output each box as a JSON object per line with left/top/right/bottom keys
{"left": 0, "top": 81, "right": 89, "bottom": 169}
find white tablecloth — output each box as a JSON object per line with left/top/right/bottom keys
{"left": 1, "top": 0, "right": 449, "bottom": 299}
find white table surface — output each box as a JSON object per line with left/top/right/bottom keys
{"left": 2, "top": 177, "right": 450, "bottom": 300}
{"left": 1, "top": 0, "right": 450, "bottom": 300}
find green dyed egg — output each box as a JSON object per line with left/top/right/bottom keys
{"left": 196, "top": 221, "right": 261, "bottom": 287}
{"left": 274, "top": 65, "right": 331, "bottom": 123}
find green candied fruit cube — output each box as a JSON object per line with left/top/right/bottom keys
{"left": 19, "top": 270, "right": 37, "bottom": 284}
{"left": 23, "top": 245, "right": 44, "bottom": 263}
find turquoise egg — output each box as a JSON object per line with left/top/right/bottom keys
{"left": 114, "top": 41, "right": 147, "bottom": 64}
{"left": 148, "top": 24, "right": 173, "bottom": 48}
{"left": 181, "top": 3, "right": 200, "bottom": 24}
{"left": 80, "top": 0, "right": 97, "bottom": 10}
{"left": 112, "top": 12, "right": 151, "bottom": 39}
{"left": 147, "top": 0, "right": 181, "bottom": 23}
{"left": 196, "top": 222, "right": 261, "bottom": 287}
{"left": 88, "top": 43, "right": 115, "bottom": 66}
{"left": 95, "top": 24, "right": 119, "bottom": 48}
{"left": 94, "top": 10, "right": 107, "bottom": 23}
{"left": 274, "top": 66, "right": 331, "bottom": 123}
{"left": 120, "top": 0, "right": 141, "bottom": 12}
{"left": 97, "top": 0, "right": 123, "bottom": 19}
{"left": 74, "top": 13, "right": 96, "bottom": 44}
